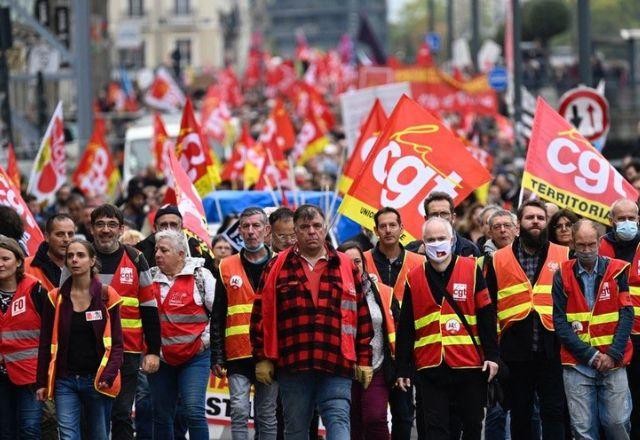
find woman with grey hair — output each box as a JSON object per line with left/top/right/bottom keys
{"left": 148, "top": 229, "right": 215, "bottom": 440}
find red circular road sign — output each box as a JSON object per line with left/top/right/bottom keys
{"left": 558, "top": 87, "right": 609, "bottom": 142}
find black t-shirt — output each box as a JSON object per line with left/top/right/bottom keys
{"left": 67, "top": 309, "right": 100, "bottom": 375}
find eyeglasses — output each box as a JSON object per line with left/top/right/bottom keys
{"left": 93, "top": 221, "right": 121, "bottom": 230}
{"left": 426, "top": 211, "right": 452, "bottom": 219}
{"left": 274, "top": 233, "right": 297, "bottom": 242}
{"left": 490, "top": 223, "right": 514, "bottom": 231}
{"left": 554, "top": 222, "right": 572, "bottom": 230}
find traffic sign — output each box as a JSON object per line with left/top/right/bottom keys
{"left": 488, "top": 66, "right": 508, "bottom": 92}
{"left": 558, "top": 86, "right": 609, "bottom": 143}
{"left": 426, "top": 32, "right": 441, "bottom": 53}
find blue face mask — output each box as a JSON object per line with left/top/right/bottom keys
{"left": 616, "top": 220, "right": 638, "bottom": 241}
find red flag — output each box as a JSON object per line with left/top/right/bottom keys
{"left": 0, "top": 165, "right": 44, "bottom": 255}
{"left": 153, "top": 114, "right": 173, "bottom": 176}
{"left": 523, "top": 98, "right": 637, "bottom": 224}
{"left": 221, "top": 123, "right": 254, "bottom": 183}
{"left": 217, "top": 67, "right": 244, "bottom": 108}
{"left": 144, "top": 67, "right": 186, "bottom": 112}
{"left": 27, "top": 101, "right": 65, "bottom": 204}
{"left": 259, "top": 99, "right": 295, "bottom": 154}
{"left": 164, "top": 148, "right": 211, "bottom": 245}
{"left": 175, "top": 99, "right": 220, "bottom": 197}
{"left": 6, "top": 143, "right": 20, "bottom": 189}
{"left": 292, "top": 105, "right": 330, "bottom": 164}
{"left": 72, "top": 118, "right": 121, "bottom": 199}
{"left": 338, "top": 95, "right": 492, "bottom": 244}
{"left": 339, "top": 99, "right": 387, "bottom": 194}
{"left": 201, "top": 85, "right": 231, "bottom": 142}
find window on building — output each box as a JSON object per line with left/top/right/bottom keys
{"left": 128, "top": 0, "right": 144, "bottom": 17}
{"left": 118, "top": 42, "right": 146, "bottom": 70}
{"left": 174, "top": 0, "right": 191, "bottom": 15}
{"left": 176, "top": 39, "right": 192, "bottom": 66}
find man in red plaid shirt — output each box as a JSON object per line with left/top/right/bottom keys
{"left": 250, "top": 204, "right": 374, "bottom": 439}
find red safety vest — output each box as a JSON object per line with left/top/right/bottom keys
{"left": 364, "top": 249, "right": 425, "bottom": 304}
{"left": 46, "top": 286, "right": 122, "bottom": 399}
{"left": 0, "top": 275, "right": 41, "bottom": 385}
{"left": 156, "top": 275, "right": 209, "bottom": 366}
{"left": 622, "top": 243, "right": 640, "bottom": 334}
{"left": 598, "top": 239, "right": 616, "bottom": 259}
{"left": 109, "top": 250, "right": 143, "bottom": 353}
{"left": 261, "top": 247, "right": 358, "bottom": 361}
{"left": 560, "top": 258, "right": 633, "bottom": 366}
{"left": 493, "top": 242, "right": 569, "bottom": 332}
{"left": 219, "top": 255, "right": 255, "bottom": 361}
{"left": 373, "top": 280, "right": 397, "bottom": 358}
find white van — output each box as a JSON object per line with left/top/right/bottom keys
{"left": 122, "top": 113, "right": 182, "bottom": 185}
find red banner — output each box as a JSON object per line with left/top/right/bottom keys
{"left": 339, "top": 99, "right": 387, "bottom": 194}
{"left": 221, "top": 123, "right": 254, "bottom": 184}
{"left": 6, "top": 143, "right": 20, "bottom": 189}
{"left": 153, "top": 114, "right": 173, "bottom": 176}
{"left": 523, "top": 98, "right": 637, "bottom": 225}
{"left": 0, "top": 165, "right": 44, "bottom": 255}
{"left": 338, "top": 95, "right": 492, "bottom": 243}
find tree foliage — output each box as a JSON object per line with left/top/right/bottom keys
{"left": 522, "top": 0, "right": 571, "bottom": 46}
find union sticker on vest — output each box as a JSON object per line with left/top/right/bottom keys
{"left": 453, "top": 283, "right": 467, "bottom": 301}
{"left": 120, "top": 267, "right": 134, "bottom": 285}
{"left": 85, "top": 310, "right": 103, "bottom": 321}
{"left": 11, "top": 297, "right": 26, "bottom": 316}
{"left": 230, "top": 275, "right": 243, "bottom": 289}
{"left": 599, "top": 282, "right": 611, "bottom": 301}
{"left": 445, "top": 318, "right": 461, "bottom": 334}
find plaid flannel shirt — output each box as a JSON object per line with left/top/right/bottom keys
{"left": 250, "top": 245, "right": 373, "bottom": 378}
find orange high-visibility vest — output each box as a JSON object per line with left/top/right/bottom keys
{"left": 560, "top": 258, "right": 633, "bottom": 366}
{"left": 219, "top": 254, "right": 255, "bottom": 361}
{"left": 24, "top": 257, "right": 56, "bottom": 291}
{"left": 623, "top": 243, "right": 640, "bottom": 334}
{"left": 364, "top": 249, "right": 425, "bottom": 303}
{"left": 407, "top": 257, "right": 483, "bottom": 369}
{"left": 261, "top": 248, "right": 358, "bottom": 361}
{"left": 598, "top": 239, "right": 616, "bottom": 259}
{"left": 0, "top": 275, "right": 41, "bottom": 385}
{"left": 46, "top": 286, "right": 122, "bottom": 399}
{"left": 156, "top": 275, "right": 209, "bottom": 366}
{"left": 493, "top": 242, "right": 569, "bottom": 332}
{"left": 373, "top": 280, "right": 396, "bottom": 358}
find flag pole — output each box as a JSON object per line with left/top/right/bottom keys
{"left": 287, "top": 156, "right": 299, "bottom": 207}
{"left": 327, "top": 145, "right": 349, "bottom": 228}
{"left": 212, "top": 185, "right": 224, "bottom": 224}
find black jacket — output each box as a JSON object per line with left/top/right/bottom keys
{"left": 485, "top": 239, "right": 561, "bottom": 362}
{"left": 600, "top": 231, "right": 640, "bottom": 263}
{"left": 30, "top": 242, "right": 62, "bottom": 288}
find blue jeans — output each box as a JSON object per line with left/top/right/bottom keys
{"left": 135, "top": 371, "right": 153, "bottom": 440}
{"left": 563, "top": 367, "right": 632, "bottom": 440}
{"left": 54, "top": 374, "right": 114, "bottom": 440}
{"left": 147, "top": 350, "right": 210, "bottom": 440}
{"left": 484, "top": 404, "right": 510, "bottom": 440}
{"left": 0, "top": 374, "right": 42, "bottom": 440}
{"left": 228, "top": 372, "right": 278, "bottom": 440}
{"left": 278, "top": 370, "right": 351, "bottom": 440}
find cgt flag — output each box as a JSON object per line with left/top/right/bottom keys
{"left": 523, "top": 98, "right": 637, "bottom": 225}
{"left": 0, "top": 165, "right": 44, "bottom": 255}
{"left": 27, "top": 101, "right": 65, "bottom": 205}
{"left": 338, "top": 99, "right": 387, "bottom": 194}
{"left": 72, "top": 118, "right": 121, "bottom": 199}
{"left": 338, "top": 94, "right": 491, "bottom": 244}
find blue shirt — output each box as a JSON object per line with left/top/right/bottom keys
{"left": 575, "top": 259, "right": 599, "bottom": 377}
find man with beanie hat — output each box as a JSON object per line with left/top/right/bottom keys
{"left": 135, "top": 204, "right": 216, "bottom": 275}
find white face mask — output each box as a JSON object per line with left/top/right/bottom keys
{"left": 425, "top": 239, "right": 451, "bottom": 263}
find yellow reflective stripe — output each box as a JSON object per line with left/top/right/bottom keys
{"left": 50, "top": 344, "right": 58, "bottom": 354}
{"left": 120, "top": 297, "right": 139, "bottom": 307}
{"left": 227, "top": 304, "right": 253, "bottom": 316}
{"left": 590, "top": 335, "right": 614, "bottom": 346}
{"left": 629, "top": 286, "right": 640, "bottom": 296}
{"left": 225, "top": 325, "right": 250, "bottom": 337}
{"left": 634, "top": 306, "right": 640, "bottom": 316}
{"left": 415, "top": 311, "right": 439, "bottom": 330}
{"left": 567, "top": 312, "right": 591, "bottom": 322}
{"left": 534, "top": 305, "right": 552, "bottom": 315}
{"left": 577, "top": 333, "right": 590, "bottom": 343}
{"left": 99, "top": 356, "right": 108, "bottom": 367}
{"left": 441, "top": 313, "right": 477, "bottom": 325}
{"left": 103, "top": 337, "right": 112, "bottom": 348}
{"left": 497, "top": 282, "right": 529, "bottom": 299}
{"left": 590, "top": 312, "right": 619, "bottom": 325}
{"left": 388, "top": 332, "right": 396, "bottom": 344}
{"left": 532, "top": 284, "right": 552, "bottom": 294}
{"left": 121, "top": 319, "right": 142, "bottom": 329}
{"left": 442, "top": 335, "right": 480, "bottom": 345}
{"left": 498, "top": 302, "right": 531, "bottom": 321}
{"left": 414, "top": 334, "right": 440, "bottom": 348}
